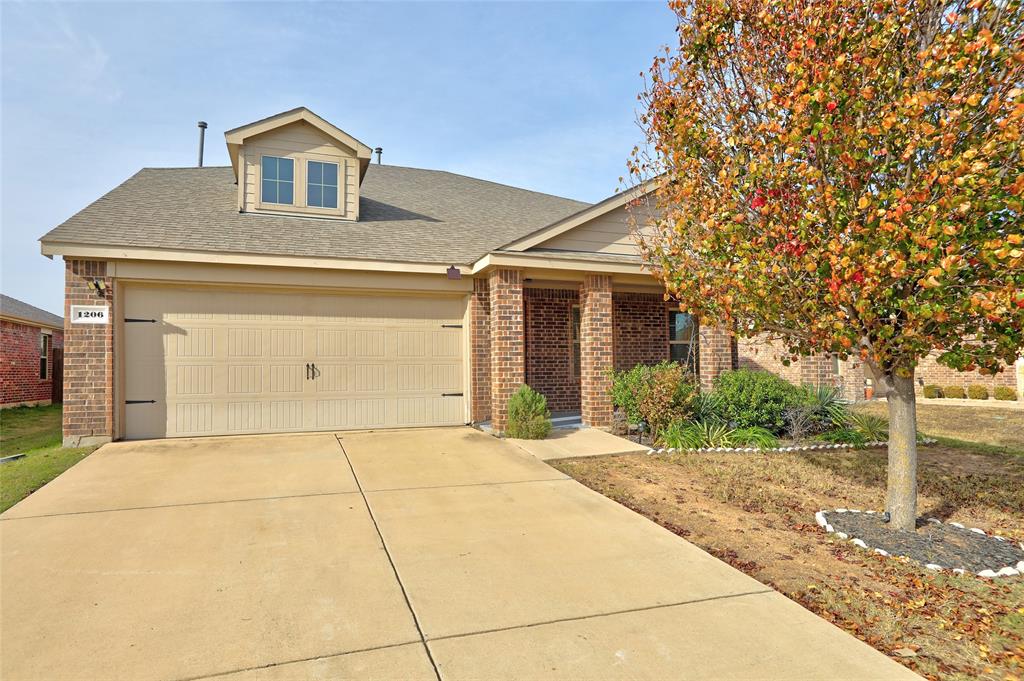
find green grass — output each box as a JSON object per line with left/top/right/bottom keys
{"left": 1, "top": 404, "right": 95, "bottom": 513}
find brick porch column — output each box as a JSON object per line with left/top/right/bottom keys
{"left": 488, "top": 268, "right": 524, "bottom": 434}
{"left": 580, "top": 274, "right": 613, "bottom": 427}
{"left": 63, "top": 259, "right": 114, "bottom": 447}
{"left": 698, "top": 325, "right": 734, "bottom": 391}
{"left": 470, "top": 277, "right": 492, "bottom": 423}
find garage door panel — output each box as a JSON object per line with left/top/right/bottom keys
{"left": 124, "top": 287, "right": 466, "bottom": 439}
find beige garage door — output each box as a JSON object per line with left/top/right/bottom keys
{"left": 123, "top": 286, "right": 466, "bottom": 439}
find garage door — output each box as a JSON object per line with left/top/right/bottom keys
{"left": 123, "top": 286, "right": 466, "bottom": 439}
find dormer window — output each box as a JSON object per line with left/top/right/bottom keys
{"left": 307, "top": 161, "right": 338, "bottom": 209}
{"left": 261, "top": 156, "right": 294, "bottom": 205}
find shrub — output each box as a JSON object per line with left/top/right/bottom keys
{"left": 798, "top": 384, "right": 850, "bottom": 428}
{"left": 922, "top": 384, "right": 942, "bottom": 398}
{"left": 784, "top": 404, "right": 818, "bottom": 442}
{"left": 636, "top": 362, "right": 698, "bottom": 438}
{"left": 505, "top": 385, "right": 551, "bottom": 440}
{"left": 966, "top": 385, "right": 989, "bottom": 400}
{"left": 660, "top": 421, "right": 778, "bottom": 450}
{"left": 713, "top": 369, "right": 801, "bottom": 433}
{"left": 730, "top": 426, "right": 779, "bottom": 449}
{"left": 609, "top": 364, "right": 656, "bottom": 425}
{"left": 846, "top": 412, "right": 889, "bottom": 441}
{"left": 994, "top": 386, "right": 1018, "bottom": 401}
{"left": 817, "top": 427, "right": 867, "bottom": 446}
{"left": 943, "top": 385, "right": 966, "bottom": 399}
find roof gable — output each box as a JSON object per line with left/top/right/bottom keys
{"left": 500, "top": 180, "right": 658, "bottom": 253}
{"left": 224, "top": 107, "right": 373, "bottom": 180}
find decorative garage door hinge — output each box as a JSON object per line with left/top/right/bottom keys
{"left": 441, "top": 324, "right": 463, "bottom": 328}
{"left": 441, "top": 392, "right": 464, "bottom": 397}
{"left": 124, "top": 318, "right": 157, "bottom": 323}
{"left": 125, "top": 400, "right": 156, "bottom": 404}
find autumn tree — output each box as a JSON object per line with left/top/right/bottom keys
{"left": 631, "top": 0, "right": 1023, "bottom": 530}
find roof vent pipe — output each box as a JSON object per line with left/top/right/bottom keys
{"left": 374, "top": 147, "right": 382, "bottom": 164}
{"left": 197, "top": 121, "right": 208, "bottom": 167}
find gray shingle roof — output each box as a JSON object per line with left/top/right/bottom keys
{"left": 1, "top": 294, "right": 62, "bottom": 329}
{"left": 40, "top": 165, "right": 590, "bottom": 265}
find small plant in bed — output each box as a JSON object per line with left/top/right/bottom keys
{"left": 505, "top": 385, "right": 552, "bottom": 440}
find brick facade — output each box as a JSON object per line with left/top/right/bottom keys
{"left": 1, "top": 319, "right": 63, "bottom": 407}
{"left": 524, "top": 287, "right": 580, "bottom": 412}
{"left": 613, "top": 292, "right": 668, "bottom": 372}
{"left": 697, "top": 325, "right": 736, "bottom": 390}
{"left": 487, "top": 268, "right": 524, "bottom": 434}
{"left": 470, "top": 277, "right": 492, "bottom": 422}
{"left": 63, "top": 259, "right": 114, "bottom": 447}
{"left": 580, "top": 274, "right": 614, "bottom": 427}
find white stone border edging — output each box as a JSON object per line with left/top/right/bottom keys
{"left": 646, "top": 438, "right": 936, "bottom": 456}
{"left": 815, "top": 508, "right": 1024, "bottom": 578}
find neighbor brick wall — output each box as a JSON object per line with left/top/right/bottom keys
{"left": 470, "top": 277, "right": 492, "bottom": 422}
{"left": 736, "top": 335, "right": 803, "bottom": 385}
{"left": 580, "top": 274, "right": 613, "bottom": 427}
{"left": 0, "top": 320, "right": 63, "bottom": 406}
{"left": 63, "top": 259, "right": 114, "bottom": 446}
{"left": 524, "top": 287, "right": 580, "bottom": 412}
{"left": 915, "top": 352, "right": 1018, "bottom": 396}
{"left": 488, "top": 268, "right": 524, "bottom": 433}
{"left": 613, "top": 292, "right": 668, "bottom": 372}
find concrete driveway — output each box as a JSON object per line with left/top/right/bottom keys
{"left": 1, "top": 428, "right": 917, "bottom": 681}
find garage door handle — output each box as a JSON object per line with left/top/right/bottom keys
{"left": 306, "top": 363, "right": 311, "bottom": 380}
{"left": 441, "top": 392, "right": 463, "bottom": 397}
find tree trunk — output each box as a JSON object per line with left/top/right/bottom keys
{"left": 885, "top": 372, "right": 919, "bottom": 531}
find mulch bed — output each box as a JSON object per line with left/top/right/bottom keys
{"left": 824, "top": 510, "right": 1024, "bottom": 575}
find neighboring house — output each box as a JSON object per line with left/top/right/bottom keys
{"left": 39, "top": 108, "right": 1019, "bottom": 446}
{"left": 1, "top": 295, "right": 64, "bottom": 408}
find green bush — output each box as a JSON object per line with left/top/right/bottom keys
{"left": 966, "top": 385, "right": 989, "bottom": 400}
{"left": 712, "top": 369, "right": 801, "bottom": 433}
{"left": 817, "top": 427, "right": 867, "bottom": 446}
{"left": 798, "top": 384, "right": 850, "bottom": 428}
{"left": 994, "top": 386, "right": 1018, "bottom": 401}
{"left": 922, "top": 384, "right": 942, "bottom": 398}
{"left": 608, "top": 364, "right": 656, "bottom": 425}
{"left": 506, "top": 385, "right": 551, "bottom": 440}
{"left": 636, "top": 362, "right": 698, "bottom": 438}
{"left": 943, "top": 385, "right": 966, "bottom": 399}
{"left": 659, "top": 421, "right": 778, "bottom": 450}
{"left": 846, "top": 412, "right": 889, "bottom": 441}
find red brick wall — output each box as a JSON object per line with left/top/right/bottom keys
{"left": 736, "top": 335, "right": 803, "bottom": 385}
{"left": 915, "top": 352, "right": 1018, "bottom": 395}
{"left": 613, "top": 292, "right": 668, "bottom": 372}
{"left": 488, "top": 268, "right": 524, "bottom": 433}
{"left": 63, "top": 259, "right": 114, "bottom": 446}
{"left": 580, "top": 274, "right": 614, "bottom": 427}
{"left": 1, "top": 320, "right": 63, "bottom": 406}
{"left": 524, "top": 287, "right": 580, "bottom": 412}
{"left": 470, "top": 277, "right": 492, "bottom": 422}
{"left": 698, "top": 326, "right": 736, "bottom": 390}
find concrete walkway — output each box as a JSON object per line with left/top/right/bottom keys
{"left": 1, "top": 428, "right": 919, "bottom": 680}
{"left": 508, "top": 426, "right": 649, "bottom": 460}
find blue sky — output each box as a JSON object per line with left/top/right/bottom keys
{"left": 1, "top": 1, "right": 675, "bottom": 315}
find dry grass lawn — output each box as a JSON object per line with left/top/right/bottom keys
{"left": 551, "top": 445, "right": 1024, "bottom": 681}
{"left": 854, "top": 400, "right": 1024, "bottom": 454}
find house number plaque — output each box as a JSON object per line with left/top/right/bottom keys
{"left": 70, "top": 305, "right": 110, "bottom": 324}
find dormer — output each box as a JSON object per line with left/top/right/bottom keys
{"left": 225, "top": 107, "right": 373, "bottom": 221}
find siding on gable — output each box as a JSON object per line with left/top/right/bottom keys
{"left": 240, "top": 121, "right": 359, "bottom": 220}
{"left": 537, "top": 205, "right": 656, "bottom": 255}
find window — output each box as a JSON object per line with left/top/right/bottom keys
{"left": 39, "top": 332, "right": 50, "bottom": 380}
{"left": 307, "top": 161, "right": 338, "bottom": 209}
{"left": 571, "top": 305, "right": 581, "bottom": 377}
{"left": 261, "top": 156, "right": 294, "bottom": 205}
{"left": 668, "top": 311, "right": 699, "bottom": 375}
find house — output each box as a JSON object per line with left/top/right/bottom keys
{"left": 39, "top": 108, "right": 1018, "bottom": 446}
{"left": 1, "top": 295, "right": 64, "bottom": 408}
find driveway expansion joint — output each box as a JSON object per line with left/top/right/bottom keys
{"left": 335, "top": 434, "right": 443, "bottom": 681}
{"left": 424, "top": 588, "right": 776, "bottom": 643}
{"left": 0, "top": 489, "right": 363, "bottom": 522}
{"left": 362, "top": 476, "right": 571, "bottom": 494}
{"left": 175, "top": 640, "right": 425, "bottom": 681}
